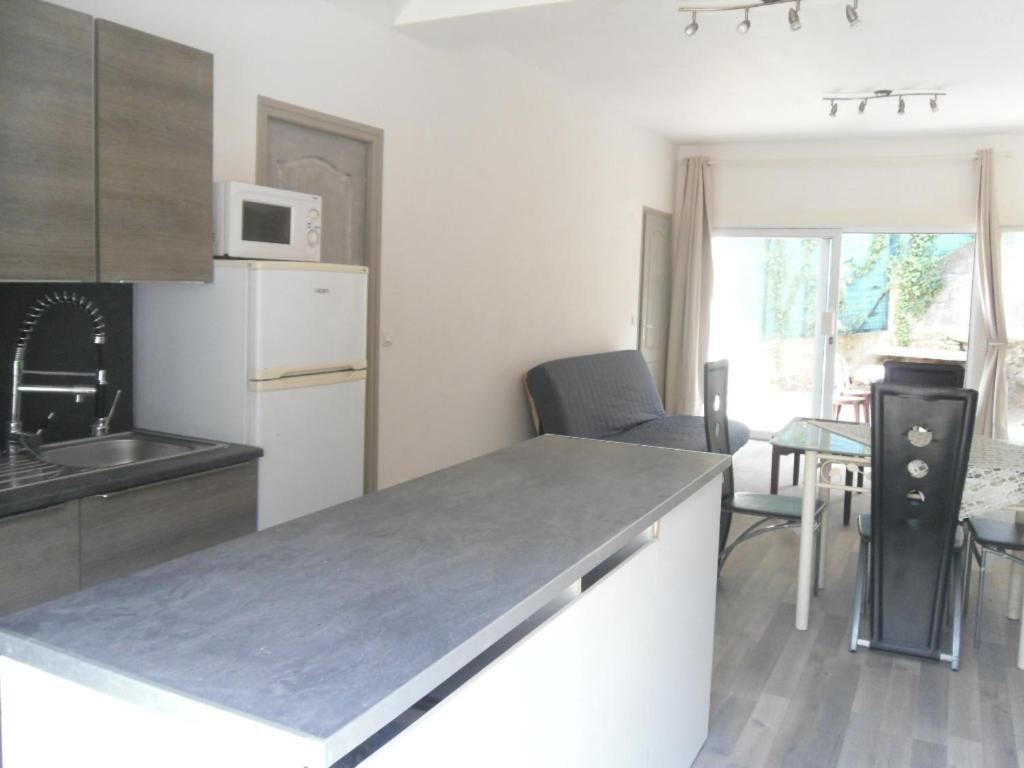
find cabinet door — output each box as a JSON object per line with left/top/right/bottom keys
{"left": 0, "top": 0, "right": 95, "bottom": 281}
{"left": 0, "top": 501, "right": 80, "bottom": 617}
{"left": 80, "top": 462, "right": 257, "bottom": 588}
{"left": 95, "top": 20, "right": 213, "bottom": 283}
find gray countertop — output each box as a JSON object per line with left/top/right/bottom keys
{"left": 0, "top": 435, "right": 728, "bottom": 763}
{"left": 0, "top": 433, "right": 263, "bottom": 519}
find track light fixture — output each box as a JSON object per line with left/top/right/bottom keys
{"left": 845, "top": 0, "right": 860, "bottom": 26}
{"left": 737, "top": 8, "right": 751, "bottom": 33}
{"left": 678, "top": 0, "right": 863, "bottom": 37}
{"left": 822, "top": 89, "right": 948, "bottom": 118}
{"left": 684, "top": 10, "right": 699, "bottom": 35}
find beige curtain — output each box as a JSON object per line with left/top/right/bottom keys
{"left": 974, "top": 148, "right": 1009, "bottom": 438}
{"left": 665, "top": 156, "right": 713, "bottom": 416}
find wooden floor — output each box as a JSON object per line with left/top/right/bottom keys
{"left": 693, "top": 439, "right": 1024, "bottom": 768}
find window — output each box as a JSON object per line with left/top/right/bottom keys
{"left": 1002, "top": 230, "right": 1024, "bottom": 440}
{"left": 837, "top": 233, "right": 975, "bottom": 391}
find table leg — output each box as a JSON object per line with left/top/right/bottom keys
{"left": 796, "top": 450, "right": 819, "bottom": 631}
{"left": 816, "top": 461, "right": 830, "bottom": 591}
{"left": 1009, "top": 562, "right": 1023, "bottom": 622}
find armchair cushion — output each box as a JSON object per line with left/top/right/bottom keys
{"left": 607, "top": 414, "right": 750, "bottom": 454}
{"left": 525, "top": 349, "right": 750, "bottom": 453}
{"left": 526, "top": 350, "right": 666, "bottom": 439}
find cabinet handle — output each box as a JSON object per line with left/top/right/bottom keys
{"left": 93, "top": 461, "right": 253, "bottom": 499}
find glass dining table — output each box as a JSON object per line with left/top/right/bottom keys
{"left": 771, "top": 416, "right": 1024, "bottom": 669}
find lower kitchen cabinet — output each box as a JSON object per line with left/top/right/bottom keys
{"left": 0, "top": 501, "right": 80, "bottom": 617}
{"left": 80, "top": 462, "right": 257, "bottom": 588}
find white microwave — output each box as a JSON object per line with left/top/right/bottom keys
{"left": 214, "top": 181, "right": 322, "bottom": 262}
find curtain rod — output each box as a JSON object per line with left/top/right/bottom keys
{"left": 705, "top": 151, "right": 1013, "bottom": 167}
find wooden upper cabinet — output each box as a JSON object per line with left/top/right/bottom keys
{"left": 0, "top": 0, "right": 96, "bottom": 281}
{"left": 95, "top": 20, "right": 213, "bottom": 283}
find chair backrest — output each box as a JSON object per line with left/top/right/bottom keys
{"left": 883, "top": 361, "right": 965, "bottom": 388}
{"left": 703, "top": 359, "right": 734, "bottom": 498}
{"left": 869, "top": 382, "right": 977, "bottom": 660}
{"left": 524, "top": 350, "right": 667, "bottom": 439}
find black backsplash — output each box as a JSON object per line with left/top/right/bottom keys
{"left": 0, "top": 284, "right": 133, "bottom": 447}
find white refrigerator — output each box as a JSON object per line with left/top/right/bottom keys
{"left": 134, "top": 260, "right": 368, "bottom": 529}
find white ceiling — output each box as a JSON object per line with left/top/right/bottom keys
{"left": 337, "top": 0, "right": 1024, "bottom": 143}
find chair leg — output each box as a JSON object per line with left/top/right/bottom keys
{"left": 951, "top": 548, "right": 964, "bottom": 671}
{"left": 851, "top": 536, "right": 869, "bottom": 652}
{"left": 770, "top": 447, "right": 781, "bottom": 495}
{"left": 719, "top": 509, "right": 733, "bottom": 555}
{"left": 813, "top": 514, "right": 822, "bottom": 597}
{"left": 963, "top": 532, "right": 973, "bottom": 619}
{"left": 843, "top": 467, "right": 853, "bottom": 527}
{"left": 974, "top": 550, "right": 988, "bottom": 651}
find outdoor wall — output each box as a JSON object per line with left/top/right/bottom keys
{"left": 676, "top": 132, "right": 1024, "bottom": 231}
{"left": 55, "top": 0, "right": 674, "bottom": 487}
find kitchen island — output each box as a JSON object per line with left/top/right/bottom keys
{"left": 0, "top": 435, "right": 727, "bottom": 768}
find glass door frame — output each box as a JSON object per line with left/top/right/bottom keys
{"left": 712, "top": 227, "right": 843, "bottom": 437}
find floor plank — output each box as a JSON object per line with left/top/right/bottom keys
{"left": 693, "top": 439, "right": 1024, "bottom": 768}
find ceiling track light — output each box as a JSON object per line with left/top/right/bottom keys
{"left": 684, "top": 10, "right": 699, "bottom": 36}
{"left": 788, "top": 2, "right": 802, "bottom": 31}
{"left": 737, "top": 8, "right": 751, "bottom": 33}
{"left": 821, "top": 89, "right": 948, "bottom": 118}
{"left": 678, "top": 0, "right": 863, "bottom": 37}
{"left": 846, "top": 0, "right": 860, "bottom": 26}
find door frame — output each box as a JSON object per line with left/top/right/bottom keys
{"left": 711, "top": 227, "right": 843, "bottom": 435}
{"left": 637, "top": 207, "right": 673, "bottom": 400}
{"left": 256, "top": 96, "right": 384, "bottom": 494}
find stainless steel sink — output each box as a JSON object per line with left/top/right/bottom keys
{"left": 38, "top": 432, "right": 222, "bottom": 469}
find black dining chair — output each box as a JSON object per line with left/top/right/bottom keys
{"left": 841, "top": 361, "right": 966, "bottom": 528}
{"left": 850, "top": 383, "right": 976, "bottom": 670}
{"left": 966, "top": 518, "right": 1024, "bottom": 650}
{"left": 704, "top": 360, "right": 826, "bottom": 572}
{"left": 883, "top": 361, "right": 965, "bottom": 388}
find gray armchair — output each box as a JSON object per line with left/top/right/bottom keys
{"left": 525, "top": 350, "right": 750, "bottom": 453}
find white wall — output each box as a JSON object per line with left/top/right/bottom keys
{"left": 56, "top": 0, "right": 674, "bottom": 487}
{"left": 676, "top": 133, "right": 1024, "bottom": 231}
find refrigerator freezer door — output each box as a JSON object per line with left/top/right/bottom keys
{"left": 249, "top": 372, "right": 366, "bottom": 529}
{"left": 249, "top": 264, "right": 368, "bottom": 380}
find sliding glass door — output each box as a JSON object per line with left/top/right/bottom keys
{"left": 709, "top": 232, "right": 838, "bottom": 437}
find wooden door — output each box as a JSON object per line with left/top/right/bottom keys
{"left": 261, "top": 115, "right": 371, "bottom": 266}
{"left": 257, "top": 97, "right": 384, "bottom": 494}
{"left": 95, "top": 20, "right": 213, "bottom": 282}
{"left": 0, "top": 0, "right": 95, "bottom": 281}
{"left": 639, "top": 209, "right": 673, "bottom": 400}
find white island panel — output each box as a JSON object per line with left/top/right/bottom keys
{"left": 362, "top": 479, "right": 721, "bottom": 768}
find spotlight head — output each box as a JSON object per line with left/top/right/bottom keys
{"left": 788, "top": 6, "right": 802, "bottom": 31}
{"left": 737, "top": 8, "right": 751, "bottom": 34}
{"left": 846, "top": 1, "right": 860, "bottom": 26}
{"left": 858, "top": 98, "right": 867, "bottom": 114}
{"left": 684, "top": 11, "right": 699, "bottom": 36}
{"left": 897, "top": 96, "right": 906, "bottom": 115}
{"left": 830, "top": 100, "right": 838, "bottom": 117}
{"left": 930, "top": 95, "right": 939, "bottom": 113}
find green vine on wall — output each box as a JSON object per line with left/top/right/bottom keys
{"left": 874, "top": 234, "right": 945, "bottom": 347}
